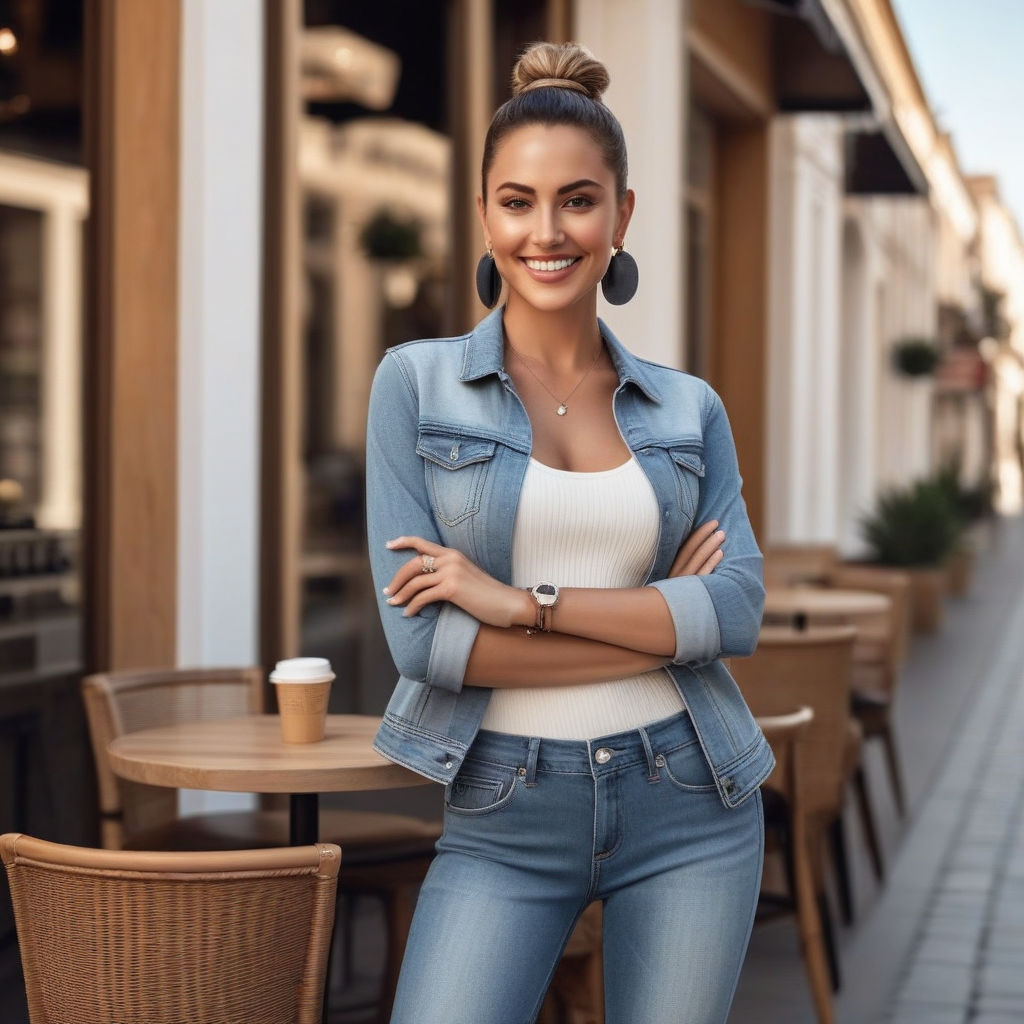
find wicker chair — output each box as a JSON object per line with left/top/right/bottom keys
{"left": 731, "top": 626, "right": 857, "bottom": 992}
{"left": 1, "top": 832, "right": 340, "bottom": 1024}
{"left": 81, "top": 667, "right": 440, "bottom": 1020}
{"left": 763, "top": 544, "right": 840, "bottom": 587}
{"left": 825, "top": 565, "right": 912, "bottom": 817}
{"left": 756, "top": 707, "right": 834, "bottom": 1024}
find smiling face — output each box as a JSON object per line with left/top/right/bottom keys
{"left": 478, "top": 123, "right": 634, "bottom": 316}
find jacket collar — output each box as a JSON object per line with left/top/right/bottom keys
{"left": 459, "top": 306, "right": 663, "bottom": 404}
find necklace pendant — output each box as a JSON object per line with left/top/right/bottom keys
{"left": 556, "top": 404, "right": 568, "bottom": 416}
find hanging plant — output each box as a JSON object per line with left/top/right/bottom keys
{"left": 359, "top": 209, "right": 424, "bottom": 262}
{"left": 892, "top": 337, "right": 940, "bottom": 377}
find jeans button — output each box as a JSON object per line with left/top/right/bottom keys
{"left": 594, "top": 747, "right": 613, "bottom": 764}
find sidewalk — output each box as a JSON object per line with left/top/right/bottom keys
{"left": 730, "top": 516, "right": 1024, "bottom": 1024}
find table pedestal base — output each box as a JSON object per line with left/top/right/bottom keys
{"left": 290, "top": 793, "right": 319, "bottom": 846}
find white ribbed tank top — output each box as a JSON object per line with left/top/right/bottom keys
{"left": 479, "top": 456, "right": 685, "bottom": 739}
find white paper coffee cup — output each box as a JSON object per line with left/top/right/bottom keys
{"left": 270, "top": 657, "right": 334, "bottom": 743}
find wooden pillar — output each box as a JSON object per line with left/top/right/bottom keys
{"left": 83, "top": 0, "right": 181, "bottom": 671}
{"left": 712, "top": 123, "right": 769, "bottom": 541}
{"left": 260, "top": 0, "right": 303, "bottom": 667}
{"left": 448, "top": 0, "right": 494, "bottom": 333}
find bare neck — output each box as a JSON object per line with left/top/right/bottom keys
{"left": 501, "top": 292, "right": 603, "bottom": 371}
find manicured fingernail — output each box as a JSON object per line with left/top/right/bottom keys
{"left": 387, "top": 597, "right": 398, "bottom": 605}
{"left": 716, "top": 530, "right": 725, "bottom": 539}
{"left": 382, "top": 586, "right": 391, "bottom": 595}
{"left": 386, "top": 539, "right": 398, "bottom": 548}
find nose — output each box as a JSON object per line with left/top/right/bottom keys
{"left": 532, "top": 206, "right": 565, "bottom": 248}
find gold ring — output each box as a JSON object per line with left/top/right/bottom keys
{"left": 420, "top": 554, "right": 437, "bottom": 574}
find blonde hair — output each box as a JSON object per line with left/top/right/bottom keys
{"left": 511, "top": 41, "right": 609, "bottom": 101}
{"left": 481, "top": 42, "right": 627, "bottom": 199}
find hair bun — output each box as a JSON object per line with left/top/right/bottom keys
{"left": 511, "top": 42, "right": 609, "bottom": 102}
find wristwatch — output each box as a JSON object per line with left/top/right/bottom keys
{"left": 529, "top": 582, "right": 560, "bottom": 632}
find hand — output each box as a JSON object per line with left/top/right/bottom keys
{"left": 669, "top": 520, "right": 725, "bottom": 578}
{"left": 382, "top": 536, "right": 533, "bottom": 628}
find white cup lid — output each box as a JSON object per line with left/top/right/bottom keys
{"left": 270, "top": 656, "right": 334, "bottom": 682}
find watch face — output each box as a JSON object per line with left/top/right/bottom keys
{"left": 534, "top": 582, "right": 558, "bottom": 605}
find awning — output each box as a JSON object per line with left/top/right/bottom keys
{"left": 845, "top": 126, "right": 929, "bottom": 196}
{"left": 744, "top": 0, "right": 929, "bottom": 196}
{"left": 744, "top": 0, "right": 873, "bottom": 113}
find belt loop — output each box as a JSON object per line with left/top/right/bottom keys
{"left": 523, "top": 736, "right": 541, "bottom": 787}
{"left": 638, "top": 726, "right": 660, "bottom": 783}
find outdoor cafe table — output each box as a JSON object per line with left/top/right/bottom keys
{"left": 107, "top": 714, "right": 429, "bottom": 845}
{"left": 763, "top": 585, "right": 891, "bottom": 629}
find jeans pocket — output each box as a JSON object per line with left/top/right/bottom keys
{"left": 445, "top": 763, "right": 520, "bottom": 816}
{"left": 659, "top": 738, "right": 718, "bottom": 793}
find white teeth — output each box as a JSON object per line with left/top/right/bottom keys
{"left": 525, "top": 257, "right": 577, "bottom": 271}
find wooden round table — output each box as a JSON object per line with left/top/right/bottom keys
{"left": 763, "top": 586, "right": 891, "bottom": 628}
{"left": 108, "top": 714, "right": 430, "bottom": 845}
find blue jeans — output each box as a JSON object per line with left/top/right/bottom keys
{"left": 390, "top": 710, "right": 764, "bottom": 1024}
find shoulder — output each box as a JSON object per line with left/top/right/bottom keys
{"left": 373, "top": 332, "right": 471, "bottom": 395}
{"left": 384, "top": 331, "right": 472, "bottom": 372}
{"left": 629, "top": 353, "right": 719, "bottom": 421}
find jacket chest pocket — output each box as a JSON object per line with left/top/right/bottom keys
{"left": 663, "top": 441, "right": 705, "bottom": 527}
{"left": 417, "top": 429, "right": 497, "bottom": 527}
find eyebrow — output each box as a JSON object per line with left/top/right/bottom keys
{"left": 494, "top": 178, "right": 605, "bottom": 195}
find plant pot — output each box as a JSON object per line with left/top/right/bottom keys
{"left": 905, "top": 567, "right": 946, "bottom": 633}
{"left": 945, "top": 544, "right": 974, "bottom": 597}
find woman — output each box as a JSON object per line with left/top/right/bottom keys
{"left": 366, "top": 41, "right": 772, "bottom": 1024}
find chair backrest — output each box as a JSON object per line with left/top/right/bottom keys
{"left": 1, "top": 833, "right": 341, "bottom": 1024}
{"left": 81, "top": 667, "right": 265, "bottom": 848}
{"left": 732, "top": 626, "right": 856, "bottom": 821}
{"left": 756, "top": 707, "right": 814, "bottom": 808}
{"left": 763, "top": 544, "right": 840, "bottom": 587}
{"left": 826, "top": 565, "right": 912, "bottom": 690}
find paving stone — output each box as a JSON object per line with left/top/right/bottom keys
{"left": 887, "top": 1005, "right": 965, "bottom": 1024}
{"left": 978, "top": 964, "right": 1024, "bottom": 997}
{"left": 941, "top": 869, "right": 995, "bottom": 892}
{"left": 914, "top": 936, "right": 978, "bottom": 966}
{"left": 975, "top": 994, "right": 1024, "bottom": 1014}
{"left": 897, "top": 962, "right": 973, "bottom": 1006}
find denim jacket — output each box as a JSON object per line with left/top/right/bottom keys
{"left": 366, "top": 308, "right": 773, "bottom": 809}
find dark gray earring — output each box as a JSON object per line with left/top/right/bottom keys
{"left": 601, "top": 246, "right": 639, "bottom": 305}
{"left": 476, "top": 249, "right": 502, "bottom": 308}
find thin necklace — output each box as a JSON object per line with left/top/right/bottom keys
{"left": 506, "top": 342, "right": 604, "bottom": 417}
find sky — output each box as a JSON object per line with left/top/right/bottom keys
{"left": 891, "top": 0, "right": 1024, "bottom": 229}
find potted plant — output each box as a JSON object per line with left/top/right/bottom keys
{"left": 860, "top": 479, "right": 962, "bottom": 631}
{"left": 930, "top": 461, "right": 990, "bottom": 596}
{"left": 892, "top": 337, "right": 940, "bottom": 378}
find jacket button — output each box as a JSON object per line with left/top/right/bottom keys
{"left": 594, "top": 747, "right": 613, "bottom": 764}
{"left": 449, "top": 444, "right": 459, "bottom": 461}
{"left": 444, "top": 761, "right": 453, "bottom": 770}
{"left": 722, "top": 777, "right": 736, "bottom": 793}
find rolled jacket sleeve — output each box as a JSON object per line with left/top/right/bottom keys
{"left": 365, "top": 351, "right": 479, "bottom": 693}
{"left": 649, "top": 386, "right": 765, "bottom": 663}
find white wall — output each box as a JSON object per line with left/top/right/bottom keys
{"left": 765, "top": 116, "right": 844, "bottom": 545}
{"left": 574, "top": 0, "right": 685, "bottom": 368}
{"left": 177, "top": 0, "right": 264, "bottom": 813}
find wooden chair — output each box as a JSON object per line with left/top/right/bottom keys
{"left": 81, "top": 667, "right": 440, "bottom": 1021}
{"left": 731, "top": 626, "right": 857, "bottom": 991}
{"left": 1, "top": 832, "right": 340, "bottom": 1024}
{"left": 756, "top": 707, "right": 834, "bottom": 1024}
{"left": 763, "top": 544, "right": 840, "bottom": 587}
{"left": 825, "top": 565, "right": 912, "bottom": 816}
